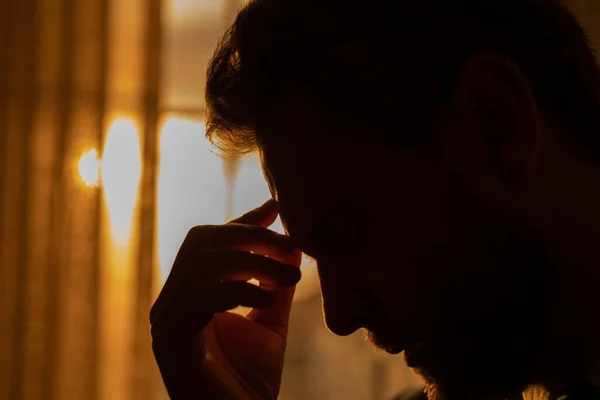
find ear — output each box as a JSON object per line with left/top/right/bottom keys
{"left": 440, "top": 52, "right": 541, "bottom": 193}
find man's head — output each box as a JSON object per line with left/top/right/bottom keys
{"left": 205, "top": 1, "right": 600, "bottom": 399}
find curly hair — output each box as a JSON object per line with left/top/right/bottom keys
{"left": 205, "top": 0, "right": 600, "bottom": 160}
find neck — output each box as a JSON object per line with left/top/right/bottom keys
{"left": 526, "top": 140, "right": 600, "bottom": 398}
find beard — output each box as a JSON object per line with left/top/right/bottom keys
{"left": 366, "top": 178, "right": 559, "bottom": 400}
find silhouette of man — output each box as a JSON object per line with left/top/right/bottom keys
{"left": 149, "top": 1, "right": 600, "bottom": 399}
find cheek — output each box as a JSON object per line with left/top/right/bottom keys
{"left": 417, "top": 221, "right": 524, "bottom": 323}
{"left": 361, "top": 229, "right": 430, "bottom": 321}
{"left": 357, "top": 193, "right": 452, "bottom": 322}
{"left": 363, "top": 203, "right": 508, "bottom": 325}
{"left": 366, "top": 171, "right": 449, "bottom": 280}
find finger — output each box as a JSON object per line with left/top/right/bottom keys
{"left": 151, "top": 250, "right": 300, "bottom": 324}
{"left": 152, "top": 281, "right": 278, "bottom": 341}
{"left": 212, "top": 281, "right": 279, "bottom": 311}
{"left": 181, "top": 224, "right": 296, "bottom": 259}
{"left": 154, "top": 226, "right": 297, "bottom": 320}
{"left": 247, "top": 249, "right": 303, "bottom": 337}
{"left": 228, "top": 198, "right": 279, "bottom": 228}
{"left": 199, "top": 250, "right": 301, "bottom": 286}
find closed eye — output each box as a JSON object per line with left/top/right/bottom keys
{"left": 307, "top": 212, "right": 368, "bottom": 258}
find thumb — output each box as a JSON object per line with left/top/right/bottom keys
{"left": 228, "top": 198, "right": 279, "bottom": 228}
{"left": 246, "top": 249, "right": 302, "bottom": 337}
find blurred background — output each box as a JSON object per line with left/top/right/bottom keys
{"left": 0, "top": 0, "right": 598, "bottom": 399}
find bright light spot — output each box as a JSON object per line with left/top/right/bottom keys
{"left": 157, "top": 117, "right": 226, "bottom": 283}
{"left": 78, "top": 149, "right": 101, "bottom": 187}
{"left": 102, "top": 117, "right": 142, "bottom": 245}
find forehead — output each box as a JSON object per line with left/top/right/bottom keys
{"left": 256, "top": 94, "right": 446, "bottom": 244}
{"left": 257, "top": 95, "right": 361, "bottom": 211}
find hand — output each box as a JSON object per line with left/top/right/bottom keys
{"left": 150, "top": 199, "right": 302, "bottom": 400}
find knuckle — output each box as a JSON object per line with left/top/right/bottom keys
{"left": 185, "top": 224, "right": 212, "bottom": 241}
{"left": 180, "top": 225, "right": 223, "bottom": 253}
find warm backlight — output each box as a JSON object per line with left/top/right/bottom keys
{"left": 101, "top": 117, "right": 142, "bottom": 245}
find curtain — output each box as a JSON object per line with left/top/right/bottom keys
{"left": 0, "top": 0, "right": 165, "bottom": 399}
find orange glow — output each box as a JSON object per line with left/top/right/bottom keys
{"left": 98, "top": 116, "right": 143, "bottom": 400}
{"left": 78, "top": 149, "right": 101, "bottom": 187}
{"left": 101, "top": 117, "right": 142, "bottom": 245}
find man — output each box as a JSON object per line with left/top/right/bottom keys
{"left": 150, "top": 0, "right": 600, "bottom": 399}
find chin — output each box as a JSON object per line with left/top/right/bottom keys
{"left": 371, "top": 340, "right": 404, "bottom": 355}
{"left": 363, "top": 328, "right": 405, "bottom": 354}
{"left": 384, "top": 346, "right": 404, "bottom": 355}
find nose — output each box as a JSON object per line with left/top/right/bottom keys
{"left": 322, "top": 297, "right": 362, "bottom": 336}
{"left": 319, "top": 265, "right": 368, "bottom": 336}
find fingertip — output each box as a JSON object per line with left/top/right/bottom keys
{"left": 264, "top": 197, "right": 278, "bottom": 208}
{"left": 290, "top": 265, "right": 302, "bottom": 280}
{"left": 259, "top": 198, "right": 278, "bottom": 214}
{"left": 257, "top": 204, "right": 279, "bottom": 228}
{"left": 230, "top": 198, "right": 279, "bottom": 227}
{"left": 278, "top": 248, "right": 303, "bottom": 268}
{"left": 281, "top": 265, "right": 302, "bottom": 286}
